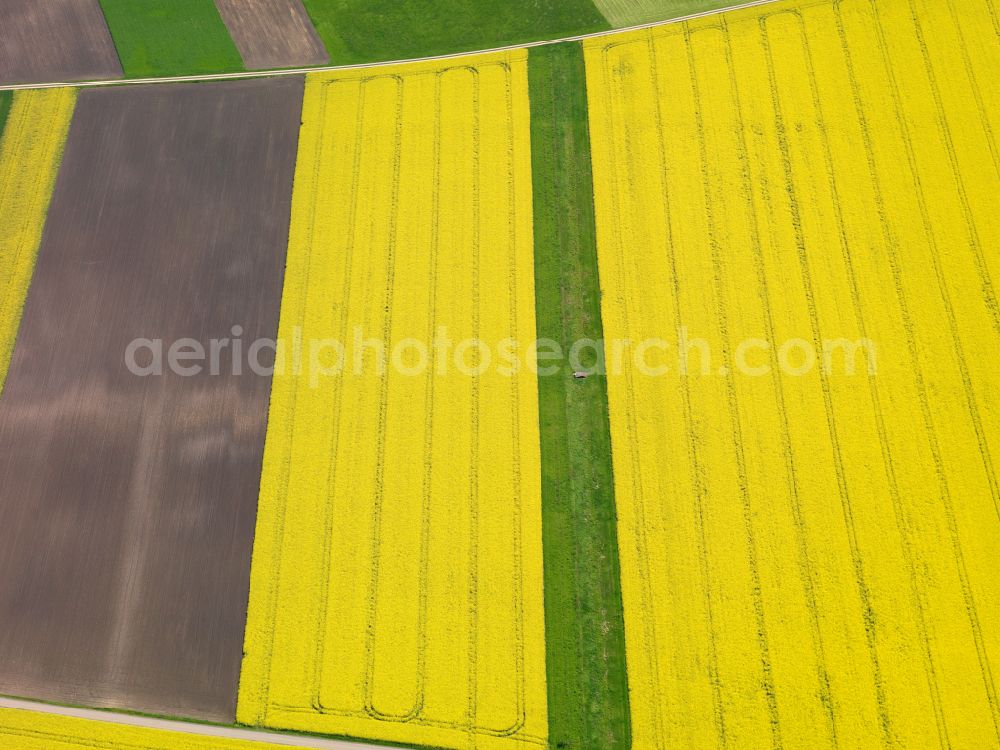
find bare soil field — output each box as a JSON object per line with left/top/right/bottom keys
{"left": 215, "top": 0, "right": 328, "bottom": 70}
{"left": 0, "top": 77, "right": 303, "bottom": 722}
{"left": 0, "top": 0, "right": 121, "bottom": 85}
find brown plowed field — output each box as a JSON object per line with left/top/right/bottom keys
{"left": 0, "top": 77, "right": 303, "bottom": 722}
{"left": 0, "top": 1, "right": 122, "bottom": 85}
{"left": 214, "top": 0, "right": 328, "bottom": 70}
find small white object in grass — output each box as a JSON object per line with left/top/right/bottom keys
{"left": 573, "top": 371, "right": 589, "bottom": 379}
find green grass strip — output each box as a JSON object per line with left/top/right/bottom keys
{"left": 528, "top": 42, "right": 630, "bottom": 750}
{"left": 0, "top": 92, "right": 11, "bottom": 141}
{"left": 97, "top": 0, "right": 243, "bottom": 78}
{"left": 301, "top": 0, "right": 610, "bottom": 65}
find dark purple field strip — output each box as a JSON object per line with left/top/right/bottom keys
{"left": 0, "top": 77, "right": 303, "bottom": 722}
{"left": 215, "top": 0, "right": 329, "bottom": 70}
{"left": 0, "top": 0, "right": 122, "bottom": 85}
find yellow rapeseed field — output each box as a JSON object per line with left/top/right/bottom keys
{"left": 0, "top": 707, "right": 309, "bottom": 749}
{"left": 0, "top": 88, "right": 75, "bottom": 395}
{"left": 585, "top": 0, "right": 1000, "bottom": 747}
{"left": 238, "top": 52, "right": 547, "bottom": 750}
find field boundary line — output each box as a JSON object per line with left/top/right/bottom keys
{"left": 0, "top": 0, "right": 784, "bottom": 91}
{"left": 0, "top": 696, "right": 398, "bottom": 750}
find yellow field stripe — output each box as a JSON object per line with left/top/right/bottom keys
{"left": 0, "top": 88, "right": 75, "bottom": 395}
{"left": 0, "top": 707, "right": 315, "bottom": 749}
{"left": 238, "top": 51, "right": 547, "bottom": 750}
{"left": 584, "top": 0, "right": 1000, "bottom": 746}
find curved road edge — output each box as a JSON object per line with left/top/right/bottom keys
{"left": 0, "top": 0, "right": 781, "bottom": 91}
{"left": 0, "top": 695, "right": 394, "bottom": 750}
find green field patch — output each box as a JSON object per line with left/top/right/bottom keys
{"left": 0, "top": 92, "right": 11, "bottom": 139}
{"left": 528, "top": 42, "right": 631, "bottom": 750}
{"left": 98, "top": 0, "right": 243, "bottom": 77}
{"left": 301, "top": 0, "right": 610, "bottom": 64}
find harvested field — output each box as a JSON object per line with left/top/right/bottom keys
{"left": 591, "top": 0, "right": 734, "bottom": 27}
{"left": 97, "top": 0, "right": 243, "bottom": 77}
{"left": 585, "top": 0, "right": 1000, "bottom": 746}
{"left": 0, "top": 89, "right": 76, "bottom": 394}
{"left": 0, "top": 0, "right": 122, "bottom": 85}
{"left": 238, "top": 53, "right": 548, "bottom": 750}
{"left": 215, "top": 0, "right": 328, "bottom": 70}
{"left": 0, "top": 78, "right": 303, "bottom": 722}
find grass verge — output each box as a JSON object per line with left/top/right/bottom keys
{"left": 0, "top": 92, "right": 11, "bottom": 138}
{"left": 301, "top": 0, "right": 610, "bottom": 64}
{"left": 528, "top": 42, "right": 630, "bottom": 750}
{"left": 97, "top": 0, "right": 243, "bottom": 77}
